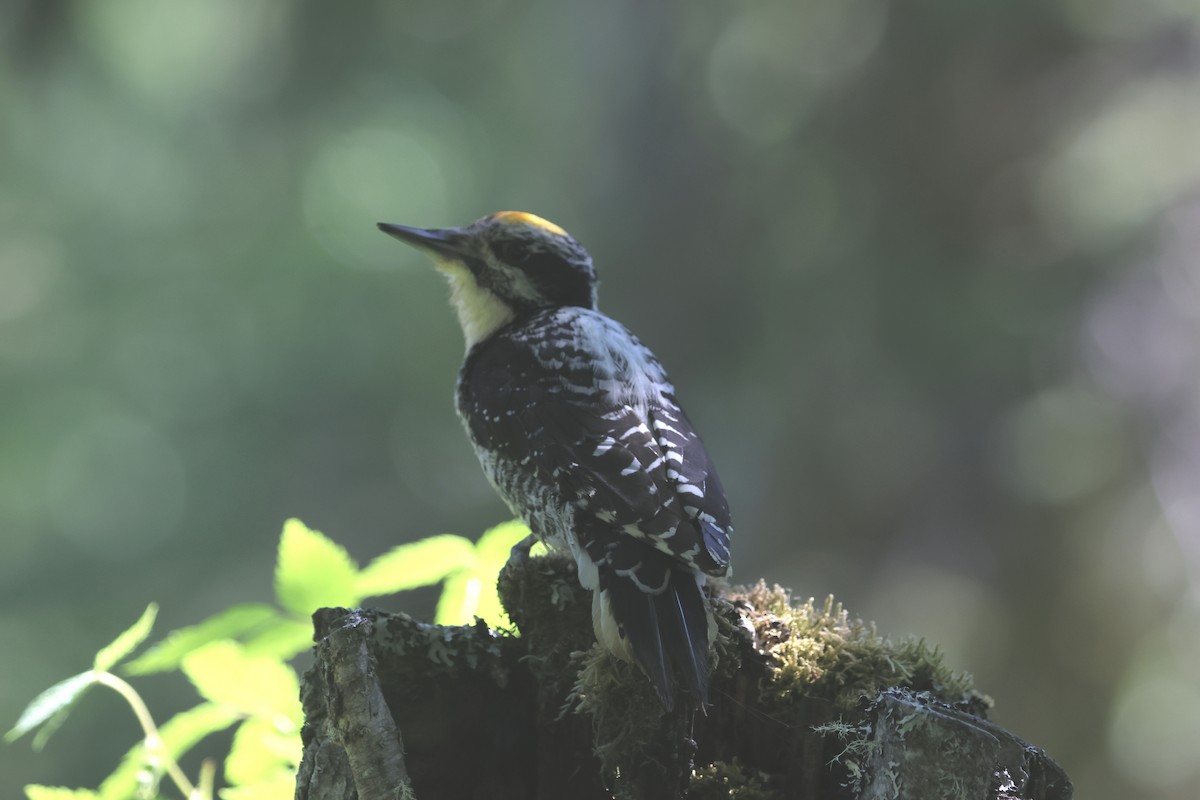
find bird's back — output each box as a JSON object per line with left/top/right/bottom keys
{"left": 456, "top": 306, "right": 733, "bottom": 707}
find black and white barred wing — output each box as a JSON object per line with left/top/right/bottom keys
{"left": 466, "top": 369, "right": 731, "bottom": 576}
{"left": 516, "top": 388, "right": 734, "bottom": 707}
{"left": 555, "top": 399, "right": 732, "bottom": 577}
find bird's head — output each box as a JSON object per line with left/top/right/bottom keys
{"left": 378, "top": 211, "right": 597, "bottom": 348}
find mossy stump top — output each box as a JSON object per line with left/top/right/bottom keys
{"left": 295, "top": 554, "right": 1072, "bottom": 800}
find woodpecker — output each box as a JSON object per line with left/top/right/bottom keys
{"left": 378, "top": 211, "right": 733, "bottom": 709}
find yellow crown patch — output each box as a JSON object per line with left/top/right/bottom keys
{"left": 492, "top": 211, "right": 568, "bottom": 237}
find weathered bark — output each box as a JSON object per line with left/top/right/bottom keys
{"left": 295, "top": 609, "right": 414, "bottom": 800}
{"left": 295, "top": 556, "right": 1072, "bottom": 800}
{"left": 853, "top": 690, "right": 1075, "bottom": 800}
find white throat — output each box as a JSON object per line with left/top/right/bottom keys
{"left": 436, "top": 259, "right": 515, "bottom": 350}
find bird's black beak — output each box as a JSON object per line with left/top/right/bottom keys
{"left": 377, "top": 222, "right": 475, "bottom": 260}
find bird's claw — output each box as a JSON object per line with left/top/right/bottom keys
{"left": 507, "top": 533, "right": 537, "bottom": 570}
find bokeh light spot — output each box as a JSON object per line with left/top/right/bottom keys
{"left": 46, "top": 414, "right": 187, "bottom": 558}
{"left": 868, "top": 564, "right": 1008, "bottom": 670}
{"left": 77, "top": 0, "right": 289, "bottom": 108}
{"left": 999, "top": 385, "right": 1126, "bottom": 503}
{"left": 1039, "top": 77, "right": 1200, "bottom": 252}
{"left": 302, "top": 104, "right": 480, "bottom": 271}
{"left": 1109, "top": 667, "right": 1200, "bottom": 791}
{"left": 706, "top": 0, "right": 887, "bottom": 143}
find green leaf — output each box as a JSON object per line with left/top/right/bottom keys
{"left": 99, "top": 703, "right": 241, "bottom": 800}
{"left": 181, "top": 641, "right": 301, "bottom": 724}
{"left": 25, "top": 787, "right": 100, "bottom": 800}
{"left": 471, "top": 571, "right": 511, "bottom": 630}
{"left": 94, "top": 603, "right": 158, "bottom": 672}
{"left": 240, "top": 618, "right": 316, "bottom": 661}
{"left": 473, "top": 519, "right": 532, "bottom": 570}
{"left": 434, "top": 570, "right": 481, "bottom": 625}
{"left": 225, "top": 718, "right": 301, "bottom": 786}
{"left": 6, "top": 672, "right": 96, "bottom": 746}
{"left": 274, "top": 519, "right": 359, "bottom": 617}
{"left": 469, "top": 520, "right": 535, "bottom": 629}
{"left": 30, "top": 706, "right": 73, "bottom": 752}
{"left": 355, "top": 534, "right": 477, "bottom": 598}
{"left": 470, "top": 520, "right": 540, "bottom": 629}
{"left": 124, "top": 603, "right": 280, "bottom": 675}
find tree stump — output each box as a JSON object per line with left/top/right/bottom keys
{"left": 294, "top": 555, "right": 1072, "bottom": 800}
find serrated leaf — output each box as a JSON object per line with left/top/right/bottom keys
{"left": 462, "top": 520, "right": 536, "bottom": 630}
{"left": 93, "top": 603, "right": 158, "bottom": 672}
{"left": 124, "top": 603, "right": 280, "bottom": 675}
{"left": 274, "top": 519, "right": 359, "bottom": 617}
{"left": 225, "top": 718, "right": 301, "bottom": 786}
{"left": 240, "top": 618, "right": 316, "bottom": 661}
{"left": 219, "top": 771, "right": 296, "bottom": 800}
{"left": 434, "top": 570, "right": 481, "bottom": 626}
{"left": 99, "top": 703, "right": 241, "bottom": 800}
{"left": 182, "top": 641, "right": 301, "bottom": 724}
{"left": 355, "top": 534, "right": 477, "bottom": 598}
{"left": 6, "top": 672, "right": 96, "bottom": 745}
{"left": 473, "top": 519, "right": 532, "bottom": 569}
{"left": 25, "top": 787, "right": 100, "bottom": 800}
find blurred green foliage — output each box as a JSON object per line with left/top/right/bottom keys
{"left": 7, "top": 519, "right": 527, "bottom": 799}
{"left": 2, "top": 1, "right": 1200, "bottom": 799}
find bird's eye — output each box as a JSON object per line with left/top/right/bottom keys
{"left": 491, "top": 236, "right": 592, "bottom": 307}
{"left": 494, "top": 239, "right": 534, "bottom": 266}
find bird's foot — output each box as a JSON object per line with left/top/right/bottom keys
{"left": 507, "top": 533, "right": 538, "bottom": 570}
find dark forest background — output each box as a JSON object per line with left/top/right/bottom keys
{"left": 3, "top": 2, "right": 1200, "bottom": 798}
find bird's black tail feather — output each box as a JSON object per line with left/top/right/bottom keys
{"left": 604, "top": 554, "right": 712, "bottom": 711}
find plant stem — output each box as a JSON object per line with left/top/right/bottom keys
{"left": 93, "top": 671, "right": 205, "bottom": 800}
{"left": 198, "top": 759, "right": 216, "bottom": 799}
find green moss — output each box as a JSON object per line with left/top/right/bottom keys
{"left": 566, "top": 645, "right": 664, "bottom": 774}
{"left": 501, "top": 558, "right": 992, "bottom": 797}
{"left": 725, "top": 581, "right": 983, "bottom": 712}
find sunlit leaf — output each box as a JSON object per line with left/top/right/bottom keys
{"left": 124, "top": 603, "right": 278, "bottom": 675}
{"left": 225, "top": 718, "right": 301, "bottom": 786}
{"left": 6, "top": 672, "right": 96, "bottom": 746}
{"left": 94, "top": 603, "right": 158, "bottom": 672}
{"left": 25, "top": 787, "right": 100, "bottom": 800}
{"left": 467, "top": 520, "right": 536, "bottom": 629}
{"left": 470, "top": 571, "right": 512, "bottom": 631}
{"left": 99, "top": 703, "right": 241, "bottom": 800}
{"left": 434, "top": 570, "right": 481, "bottom": 625}
{"left": 274, "top": 519, "right": 359, "bottom": 618}
{"left": 472, "top": 519, "right": 532, "bottom": 570}
{"left": 182, "top": 641, "right": 301, "bottom": 724}
{"left": 240, "top": 618, "right": 316, "bottom": 661}
{"left": 355, "top": 534, "right": 476, "bottom": 598}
